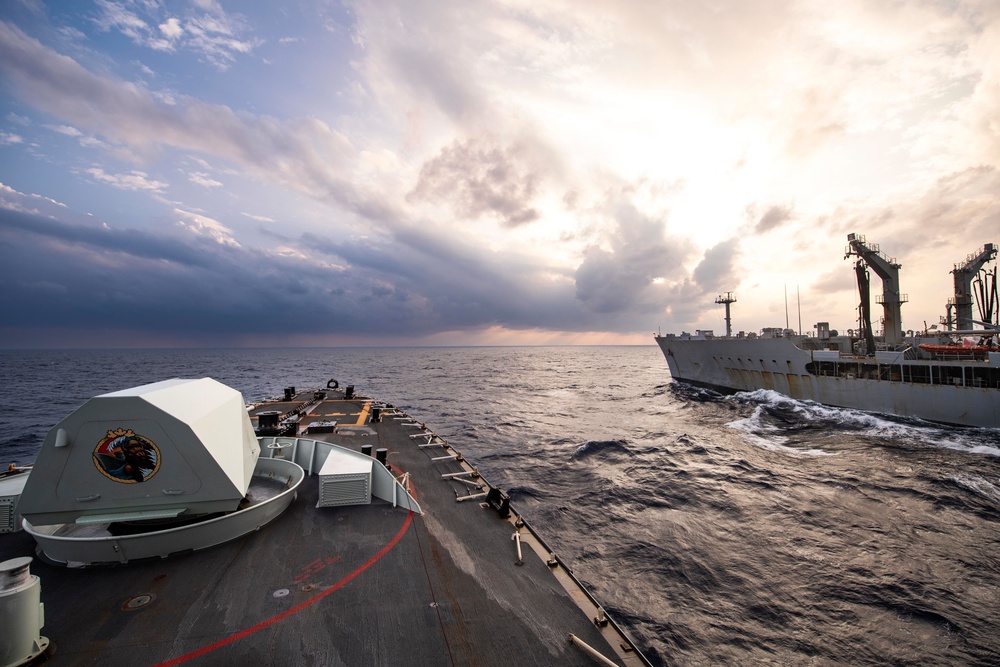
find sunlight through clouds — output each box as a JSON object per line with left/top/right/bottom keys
{"left": 0, "top": 0, "right": 997, "bottom": 347}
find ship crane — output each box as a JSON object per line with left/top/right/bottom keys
{"left": 845, "top": 233, "right": 907, "bottom": 347}
{"left": 949, "top": 243, "right": 997, "bottom": 332}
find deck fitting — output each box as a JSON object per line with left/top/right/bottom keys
{"left": 122, "top": 593, "right": 156, "bottom": 611}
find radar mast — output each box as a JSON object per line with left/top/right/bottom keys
{"left": 716, "top": 292, "right": 736, "bottom": 337}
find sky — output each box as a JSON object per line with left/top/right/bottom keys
{"left": 0, "top": 0, "right": 998, "bottom": 348}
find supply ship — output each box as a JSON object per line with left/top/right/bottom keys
{"left": 655, "top": 234, "right": 1000, "bottom": 429}
{"left": 0, "top": 379, "right": 653, "bottom": 666}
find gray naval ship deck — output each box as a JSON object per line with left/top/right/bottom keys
{"left": 0, "top": 382, "right": 651, "bottom": 667}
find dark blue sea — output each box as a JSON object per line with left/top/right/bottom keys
{"left": 2, "top": 346, "right": 999, "bottom": 666}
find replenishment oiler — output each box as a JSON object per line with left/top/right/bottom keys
{"left": 655, "top": 233, "right": 1000, "bottom": 429}
{"left": 0, "top": 379, "right": 652, "bottom": 666}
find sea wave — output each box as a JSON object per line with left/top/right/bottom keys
{"left": 571, "top": 439, "right": 633, "bottom": 459}
{"left": 726, "top": 407, "right": 835, "bottom": 457}
{"left": 729, "top": 389, "right": 1000, "bottom": 457}
{"left": 949, "top": 474, "right": 1000, "bottom": 504}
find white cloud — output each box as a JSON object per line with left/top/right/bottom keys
{"left": 159, "top": 18, "right": 183, "bottom": 41}
{"left": 174, "top": 208, "right": 240, "bottom": 247}
{"left": 0, "top": 22, "right": 362, "bottom": 209}
{"left": 188, "top": 171, "right": 222, "bottom": 188}
{"left": 93, "top": 0, "right": 258, "bottom": 69}
{"left": 86, "top": 167, "right": 168, "bottom": 192}
{"left": 49, "top": 124, "right": 82, "bottom": 137}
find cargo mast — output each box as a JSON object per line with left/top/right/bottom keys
{"left": 950, "top": 243, "right": 997, "bottom": 331}
{"left": 845, "top": 234, "right": 907, "bottom": 346}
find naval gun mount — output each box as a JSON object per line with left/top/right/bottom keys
{"left": 15, "top": 378, "right": 304, "bottom": 565}
{"left": 15, "top": 378, "right": 419, "bottom": 566}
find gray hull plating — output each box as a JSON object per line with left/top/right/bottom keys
{"left": 655, "top": 335, "right": 1000, "bottom": 429}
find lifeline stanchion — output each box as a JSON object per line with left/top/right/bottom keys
{"left": 567, "top": 634, "right": 618, "bottom": 667}
{"left": 455, "top": 491, "right": 488, "bottom": 502}
{"left": 512, "top": 530, "right": 523, "bottom": 566}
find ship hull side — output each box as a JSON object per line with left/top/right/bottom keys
{"left": 655, "top": 336, "right": 999, "bottom": 429}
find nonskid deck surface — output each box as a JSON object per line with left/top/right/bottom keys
{"left": 1, "top": 388, "right": 645, "bottom": 667}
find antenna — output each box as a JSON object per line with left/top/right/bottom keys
{"left": 797, "top": 285, "right": 802, "bottom": 335}
{"left": 784, "top": 285, "right": 789, "bottom": 330}
{"left": 715, "top": 292, "right": 737, "bottom": 337}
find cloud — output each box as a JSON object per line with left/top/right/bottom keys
{"left": 159, "top": 18, "right": 183, "bottom": 41}
{"left": 0, "top": 21, "right": 382, "bottom": 219}
{"left": 174, "top": 209, "right": 239, "bottom": 247}
{"left": 748, "top": 203, "right": 795, "bottom": 233}
{"left": 86, "top": 167, "right": 168, "bottom": 192}
{"left": 49, "top": 124, "right": 81, "bottom": 137}
{"left": 188, "top": 171, "right": 222, "bottom": 188}
{"left": 0, "top": 204, "right": 332, "bottom": 336}
{"left": 574, "top": 188, "right": 694, "bottom": 314}
{"left": 0, "top": 187, "right": 585, "bottom": 342}
{"left": 93, "top": 0, "right": 258, "bottom": 68}
{"left": 692, "top": 239, "right": 739, "bottom": 291}
{"left": 2, "top": 2, "right": 997, "bottom": 346}
{"left": 0, "top": 175, "right": 719, "bottom": 345}
{"left": 408, "top": 135, "right": 545, "bottom": 227}
{"left": 388, "top": 43, "right": 481, "bottom": 122}
{"left": 858, "top": 165, "right": 1000, "bottom": 256}
{"left": 812, "top": 267, "right": 854, "bottom": 295}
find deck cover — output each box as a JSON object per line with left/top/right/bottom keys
{"left": 17, "top": 378, "right": 260, "bottom": 525}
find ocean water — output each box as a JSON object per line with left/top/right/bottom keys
{"left": 2, "top": 346, "right": 999, "bottom": 666}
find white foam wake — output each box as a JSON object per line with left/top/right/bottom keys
{"left": 726, "top": 405, "right": 835, "bottom": 457}
{"left": 729, "top": 389, "right": 1000, "bottom": 457}
{"left": 950, "top": 474, "right": 1000, "bottom": 503}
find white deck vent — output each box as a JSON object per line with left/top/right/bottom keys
{"left": 1, "top": 499, "right": 15, "bottom": 534}
{"left": 317, "top": 449, "right": 372, "bottom": 507}
{"left": 0, "top": 472, "right": 29, "bottom": 534}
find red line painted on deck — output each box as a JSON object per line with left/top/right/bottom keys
{"left": 151, "top": 510, "right": 414, "bottom": 667}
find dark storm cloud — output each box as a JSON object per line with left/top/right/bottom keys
{"left": 408, "top": 136, "right": 542, "bottom": 227}
{"left": 0, "top": 207, "right": 340, "bottom": 336}
{"left": 0, "top": 204, "right": 603, "bottom": 343}
{"left": 0, "top": 207, "right": 217, "bottom": 269}
{"left": 301, "top": 224, "right": 581, "bottom": 330}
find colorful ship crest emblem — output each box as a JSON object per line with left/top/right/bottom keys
{"left": 93, "top": 428, "right": 161, "bottom": 483}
